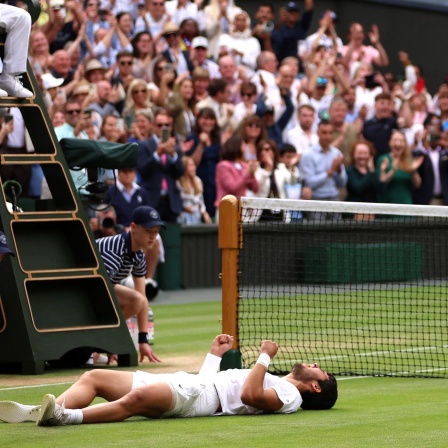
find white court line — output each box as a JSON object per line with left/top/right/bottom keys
{"left": 0, "top": 381, "right": 73, "bottom": 392}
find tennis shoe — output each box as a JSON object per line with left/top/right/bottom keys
{"left": 37, "top": 394, "right": 67, "bottom": 426}
{"left": 0, "top": 401, "right": 40, "bottom": 423}
{"left": 0, "top": 74, "right": 33, "bottom": 98}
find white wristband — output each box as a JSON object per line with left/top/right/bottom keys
{"left": 256, "top": 353, "right": 270, "bottom": 369}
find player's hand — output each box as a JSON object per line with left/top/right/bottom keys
{"left": 260, "top": 340, "right": 278, "bottom": 358}
{"left": 139, "top": 343, "right": 161, "bottom": 363}
{"left": 210, "top": 334, "right": 234, "bottom": 357}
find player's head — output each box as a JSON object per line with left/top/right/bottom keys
{"left": 291, "top": 363, "right": 338, "bottom": 410}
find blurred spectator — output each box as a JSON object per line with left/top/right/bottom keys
{"left": 376, "top": 130, "right": 423, "bottom": 204}
{"left": 217, "top": 54, "right": 242, "bottom": 105}
{"left": 214, "top": 135, "right": 259, "bottom": 219}
{"left": 177, "top": 156, "right": 212, "bottom": 224}
{"left": 147, "top": 55, "right": 176, "bottom": 106}
{"left": 131, "top": 32, "right": 157, "bottom": 82}
{"left": 299, "top": 120, "right": 347, "bottom": 201}
{"left": 190, "top": 36, "right": 220, "bottom": 79}
{"left": 216, "top": 10, "right": 261, "bottom": 72}
{"left": 167, "top": 75, "right": 196, "bottom": 138}
{"left": 84, "top": 58, "right": 107, "bottom": 84}
{"left": 28, "top": 30, "right": 53, "bottom": 74}
{"left": 179, "top": 17, "right": 201, "bottom": 50}
{"left": 196, "top": 78, "right": 234, "bottom": 129}
{"left": 412, "top": 114, "right": 448, "bottom": 205}
{"left": 231, "top": 81, "right": 258, "bottom": 129}
{"left": 123, "top": 78, "right": 153, "bottom": 128}
{"left": 271, "top": 1, "right": 314, "bottom": 64}
{"left": 112, "top": 50, "right": 136, "bottom": 94}
{"left": 238, "top": 115, "right": 267, "bottom": 161}
{"left": 251, "top": 3, "right": 275, "bottom": 52}
{"left": 285, "top": 104, "right": 318, "bottom": 155}
{"left": 363, "top": 92, "right": 398, "bottom": 160}
{"left": 305, "top": 10, "right": 342, "bottom": 55}
{"left": 88, "top": 80, "right": 119, "bottom": 120}
{"left": 185, "top": 107, "right": 224, "bottom": 218}
{"left": 161, "top": 21, "right": 193, "bottom": 75}
{"left": 137, "top": 109, "right": 184, "bottom": 222}
{"left": 346, "top": 140, "right": 377, "bottom": 203}
{"left": 129, "top": 109, "right": 154, "bottom": 142}
{"left": 204, "top": 0, "right": 242, "bottom": 57}
{"left": 340, "top": 23, "right": 389, "bottom": 79}
{"left": 165, "top": 0, "right": 205, "bottom": 32}
{"left": 192, "top": 66, "right": 210, "bottom": 103}
{"left": 135, "top": 0, "right": 169, "bottom": 38}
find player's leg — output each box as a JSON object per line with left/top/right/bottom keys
{"left": 56, "top": 370, "right": 135, "bottom": 409}
{"left": 113, "top": 284, "right": 145, "bottom": 319}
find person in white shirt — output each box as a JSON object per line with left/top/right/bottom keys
{"left": 285, "top": 104, "right": 319, "bottom": 155}
{"left": 0, "top": 334, "right": 337, "bottom": 424}
{"left": 165, "top": 0, "right": 205, "bottom": 32}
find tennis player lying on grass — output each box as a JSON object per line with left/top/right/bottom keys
{"left": 0, "top": 334, "right": 337, "bottom": 426}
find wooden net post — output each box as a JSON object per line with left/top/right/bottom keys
{"left": 218, "top": 195, "right": 242, "bottom": 369}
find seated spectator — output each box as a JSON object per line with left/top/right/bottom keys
{"left": 217, "top": 54, "right": 242, "bottom": 105}
{"left": 84, "top": 0, "right": 110, "bottom": 47}
{"left": 83, "top": 58, "right": 107, "bottom": 84}
{"left": 177, "top": 156, "right": 212, "bottom": 224}
{"left": 161, "top": 21, "right": 194, "bottom": 76}
{"left": 214, "top": 136, "right": 259, "bottom": 220}
{"left": 346, "top": 140, "right": 377, "bottom": 204}
{"left": 112, "top": 50, "right": 136, "bottom": 96}
{"left": 88, "top": 80, "right": 120, "bottom": 123}
{"left": 147, "top": 55, "right": 177, "bottom": 107}
{"left": 179, "top": 18, "right": 201, "bottom": 50}
{"left": 216, "top": 11, "right": 261, "bottom": 72}
{"left": 135, "top": 0, "right": 169, "bottom": 39}
{"left": 165, "top": 0, "right": 205, "bottom": 32}
{"left": 185, "top": 107, "right": 223, "bottom": 218}
{"left": 299, "top": 120, "right": 347, "bottom": 202}
{"left": 376, "top": 130, "right": 423, "bottom": 204}
{"left": 231, "top": 81, "right": 258, "bottom": 129}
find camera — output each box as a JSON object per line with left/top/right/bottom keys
{"left": 261, "top": 21, "right": 274, "bottom": 33}
{"left": 100, "top": 217, "right": 115, "bottom": 229}
{"left": 161, "top": 126, "right": 171, "bottom": 142}
{"left": 365, "top": 74, "right": 380, "bottom": 89}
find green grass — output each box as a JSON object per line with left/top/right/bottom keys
{"left": 1, "top": 301, "right": 448, "bottom": 447}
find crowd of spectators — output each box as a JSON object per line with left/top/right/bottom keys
{"left": 2, "top": 0, "right": 448, "bottom": 228}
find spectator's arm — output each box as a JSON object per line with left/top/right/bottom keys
{"left": 299, "top": 153, "right": 328, "bottom": 189}
{"left": 369, "top": 25, "right": 389, "bottom": 67}
{"left": 276, "top": 91, "right": 294, "bottom": 131}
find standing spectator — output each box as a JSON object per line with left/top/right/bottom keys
{"left": 251, "top": 3, "right": 275, "bottom": 52}
{"left": 28, "top": 30, "right": 53, "bottom": 75}
{"left": 285, "top": 104, "right": 318, "bottom": 155}
{"left": 192, "top": 67, "right": 210, "bottom": 103}
{"left": 217, "top": 54, "right": 242, "bottom": 105}
{"left": 111, "top": 50, "right": 135, "bottom": 94}
{"left": 363, "top": 93, "right": 398, "bottom": 160}
{"left": 179, "top": 17, "right": 201, "bottom": 50}
{"left": 346, "top": 140, "right": 377, "bottom": 204}
{"left": 305, "top": 10, "right": 342, "bottom": 55}
{"left": 250, "top": 51, "right": 278, "bottom": 97}
{"left": 329, "top": 97, "right": 363, "bottom": 166}
{"left": 214, "top": 136, "right": 259, "bottom": 219}
{"left": 215, "top": 11, "right": 261, "bottom": 72}
{"left": 204, "top": 0, "right": 242, "bottom": 57}
{"left": 167, "top": 76, "right": 196, "bottom": 138}
{"left": 231, "top": 81, "right": 258, "bottom": 129}
{"left": 185, "top": 107, "right": 223, "bottom": 218}
{"left": 147, "top": 55, "right": 176, "bottom": 105}
{"left": 137, "top": 109, "right": 184, "bottom": 222}
{"left": 131, "top": 32, "right": 156, "bottom": 83}
{"left": 84, "top": 0, "right": 109, "bottom": 46}
{"left": 238, "top": 115, "right": 267, "bottom": 161}
{"left": 271, "top": 1, "right": 314, "bottom": 64}
{"left": 412, "top": 114, "right": 448, "bottom": 205}
{"left": 376, "top": 130, "right": 423, "bottom": 204}
{"left": 340, "top": 23, "right": 389, "bottom": 79}
{"left": 88, "top": 80, "right": 120, "bottom": 121}
{"left": 161, "top": 21, "right": 193, "bottom": 75}
{"left": 196, "top": 78, "right": 234, "bottom": 129}
{"left": 165, "top": 0, "right": 205, "bottom": 32}
{"left": 50, "top": 50, "right": 76, "bottom": 89}
{"left": 129, "top": 109, "right": 154, "bottom": 143}
{"left": 135, "top": 0, "right": 169, "bottom": 38}
{"left": 177, "top": 156, "right": 212, "bottom": 224}
{"left": 299, "top": 120, "right": 347, "bottom": 202}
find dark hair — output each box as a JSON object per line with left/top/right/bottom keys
{"left": 423, "top": 113, "right": 442, "bottom": 130}
{"left": 221, "top": 136, "right": 243, "bottom": 161}
{"left": 256, "top": 138, "right": 279, "bottom": 168}
{"left": 131, "top": 32, "right": 154, "bottom": 59}
{"left": 238, "top": 115, "right": 267, "bottom": 143}
{"left": 279, "top": 143, "right": 297, "bottom": 156}
{"left": 318, "top": 119, "right": 332, "bottom": 128}
{"left": 300, "top": 373, "right": 338, "bottom": 410}
{"left": 194, "top": 107, "right": 220, "bottom": 144}
{"left": 208, "top": 78, "right": 228, "bottom": 97}
{"left": 257, "top": 3, "right": 274, "bottom": 13}
{"left": 375, "top": 92, "right": 392, "bottom": 102}
{"left": 240, "top": 81, "right": 257, "bottom": 96}
{"left": 116, "top": 49, "right": 133, "bottom": 61}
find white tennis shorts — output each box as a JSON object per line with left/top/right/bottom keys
{"left": 132, "top": 370, "right": 220, "bottom": 418}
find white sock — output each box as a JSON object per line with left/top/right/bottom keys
{"left": 63, "top": 408, "right": 83, "bottom": 425}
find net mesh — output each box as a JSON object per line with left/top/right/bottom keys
{"left": 237, "top": 198, "right": 448, "bottom": 378}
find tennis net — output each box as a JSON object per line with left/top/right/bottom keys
{"left": 219, "top": 196, "right": 448, "bottom": 378}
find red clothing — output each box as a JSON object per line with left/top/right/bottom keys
{"left": 214, "top": 160, "right": 259, "bottom": 206}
